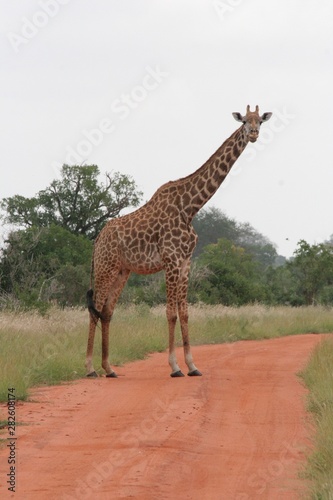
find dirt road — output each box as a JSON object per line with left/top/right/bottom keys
{"left": 1, "top": 334, "right": 326, "bottom": 499}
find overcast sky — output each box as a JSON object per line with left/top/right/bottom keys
{"left": 1, "top": 0, "right": 333, "bottom": 257}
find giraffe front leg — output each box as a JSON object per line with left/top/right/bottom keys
{"left": 166, "top": 268, "right": 184, "bottom": 377}
{"left": 178, "top": 303, "right": 202, "bottom": 376}
{"left": 167, "top": 304, "right": 184, "bottom": 377}
{"left": 178, "top": 259, "right": 202, "bottom": 377}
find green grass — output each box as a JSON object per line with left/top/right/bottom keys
{"left": 299, "top": 338, "right": 333, "bottom": 499}
{"left": 1, "top": 304, "right": 333, "bottom": 402}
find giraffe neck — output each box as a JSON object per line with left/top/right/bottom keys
{"left": 179, "top": 125, "right": 248, "bottom": 222}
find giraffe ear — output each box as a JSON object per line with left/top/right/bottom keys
{"left": 261, "top": 112, "right": 272, "bottom": 122}
{"left": 232, "top": 112, "right": 244, "bottom": 122}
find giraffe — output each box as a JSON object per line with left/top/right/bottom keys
{"left": 86, "top": 105, "right": 272, "bottom": 378}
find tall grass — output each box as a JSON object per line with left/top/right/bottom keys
{"left": 0, "top": 305, "right": 166, "bottom": 402}
{"left": 1, "top": 304, "right": 333, "bottom": 402}
{"left": 299, "top": 338, "right": 333, "bottom": 499}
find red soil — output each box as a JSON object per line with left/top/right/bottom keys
{"left": 1, "top": 334, "right": 327, "bottom": 500}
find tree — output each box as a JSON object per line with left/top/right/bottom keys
{"left": 264, "top": 265, "right": 301, "bottom": 305}
{"left": 0, "top": 225, "right": 92, "bottom": 308}
{"left": 192, "top": 207, "right": 240, "bottom": 256}
{"left": 1, "top": 165, "right": 143, "bottom": 239}
{"left": 234, "top": 222, "right": 278, "bottom": 270}
{"left": 287, "top": 240, "right": 333, "bottom": 305}
{"left": 196, "top": 238, "right": 266, "bottom": 305}
{"left": 192, "top": 207, "right": 278, "bottom": 269}
{"left": 122, "top": 260, "right": 212, "bottom": 306}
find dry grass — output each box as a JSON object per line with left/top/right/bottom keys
{"left": 1, "top": 304, "right": 333, "bottom": 403}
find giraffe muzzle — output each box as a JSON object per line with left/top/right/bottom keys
{"left": 248, "top": 130, "right": 259, "bottom": 142}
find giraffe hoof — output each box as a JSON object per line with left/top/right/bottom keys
{"left": 106, "top": 372, "right": 118, "bottom": 378}
{"left": 188, "top": 369, "right": 202, "bottom": 376}
{"left": 170, "top": 370, "right": 185, "bottom": 378}
{"left": 87, "top": 371, "right": 98, "bottom": 378}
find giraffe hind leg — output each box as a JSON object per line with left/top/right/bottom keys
{"left": 85, "top": 278, "right": 117, "bottom": 377}
{"left": 86, "top": 311, "right": 100, "bottom": 377}
{"left": 85, "top": 289, "right": 104, "bottom": 377}
{"left": 100, "top": 269, "right": 131, "bottom": 377}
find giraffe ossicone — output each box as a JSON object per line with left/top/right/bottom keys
{"left": 85, "top": 106, "right": 272, "bottom": 378}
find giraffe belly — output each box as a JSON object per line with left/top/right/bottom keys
{"left": 121, "top": 247, "right": 164, "bottom": 275}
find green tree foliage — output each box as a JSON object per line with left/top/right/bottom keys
{"left": 0, "top": 164, "right": 143, "bottom": 310}
{"left": 192, "top": 207, "right": 239, "bottom": 256}
{"left": 1, "top": 165, "right": 142, "bottom": 239}
{"left": 264, "top": 240, "right": 333, "bottom": 306}
{"left": 288, "top": 240, "right": 333, "bottom": 305}
{"left": 193, "top": 207, "right": 278, "bottom": 269}
{"left": 122, "top": 273, "right": 166, "bottom": 306}
{"left": 3, "top": 161, "right": 333, "bottom": 311}
{"left": 264, "top": 265, "right": 301, "bottom": 305}
{"left": 196, "top": 238, "right": 266, "bottom": 305}
{"left": 122, "top": 260, "right": 212, "bottom": 306}
{"left": 235, "top": 222, "right": 279, "bottom": 271}
{"left": 0, "top": 225, "right": 92, "bottom": 308}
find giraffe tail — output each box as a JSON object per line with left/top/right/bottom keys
{"left": 86, "top": 289, "right": 104, "bottom": 321}
{"left": 87, "top": 236, "right": 104, "bottom": 320}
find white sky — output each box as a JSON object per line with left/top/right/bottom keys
{"left": 1, "top": 0, "right": 333, "bottom": 257}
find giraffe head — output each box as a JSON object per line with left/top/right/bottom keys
{"left": 232, "top": 105, "right": 272, "bottom": 143}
